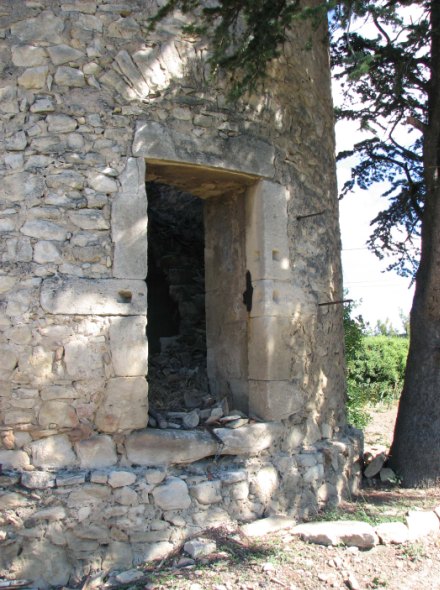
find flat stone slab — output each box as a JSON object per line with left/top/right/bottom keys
{"left": 125, "top": 423, "right": 283, "bottom": 466}
{"left": 406, "top": 510, "right": 440, "bottom": 540}
{"left": 184, "top": 538, "right": 217, "bottom": 558}
{"left": 292, "top": 521, "right": 378, "bottom": 548}
{"left": 126, "top": 429, "right": 217, "bottom": 466}
{"left": 375, "top": 522, "right": 410, "bottom": 545}
{"left": 41, "top": 277, "right": 147, "bottom": 315}
{"left": 213, "top": 422, "right": 284, "bottom": 455}
{"left": 241, "top": 516, "right": 297, "bottom": 538}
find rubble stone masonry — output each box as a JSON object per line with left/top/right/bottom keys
{"left": 0, "top": 1, "right": 361, "bottom": 586}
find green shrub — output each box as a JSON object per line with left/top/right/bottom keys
{"left": 343, "top": 304, "right": 409, "bottom": 428}
{"left": 348, "top": 335, "right": 409, "bottom": 406}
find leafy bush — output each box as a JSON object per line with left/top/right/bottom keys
{"left": 343, "top": 304, "right": 409, "bottom": 428}
{"left": 348, "top": 335, "right": 409, "bottom": 406}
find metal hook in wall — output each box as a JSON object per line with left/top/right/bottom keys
{"left": 318, "top": 299, "right": 353, "bottom": 307}
{"left": 296, "top": 209, "right": 328, "bottom": 221}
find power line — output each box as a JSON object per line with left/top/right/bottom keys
{"left": 342, "top": 247, "right": 369, "bottom": 251}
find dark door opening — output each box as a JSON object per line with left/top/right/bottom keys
{"left": 146, "top": 182, "right": 209, "bottom": 412}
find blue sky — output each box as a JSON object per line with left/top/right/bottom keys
{"left": 336, "top": 120, "right": 415, "bottom": 332}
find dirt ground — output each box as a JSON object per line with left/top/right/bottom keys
{"left": 116, "top": 404, "right": 440, "bottom": 590}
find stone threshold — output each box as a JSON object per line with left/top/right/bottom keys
{"left": 125, "top": 422, "right": 284, "bottom": 466}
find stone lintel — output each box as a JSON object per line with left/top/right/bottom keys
{"left": 133, "top": 120, "right": 275, "bottom": 179}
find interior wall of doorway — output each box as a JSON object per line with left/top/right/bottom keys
{"left": 145, "top": 163, "right": 257, "bottom": 414}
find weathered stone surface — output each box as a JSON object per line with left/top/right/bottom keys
{"left": 68, "top": 209, "right": 109, "bottom": 230}
{"left": 55, "top": 66, "right": 86, "bottom": 87}
{"left": 21, "top": 220, "right": 67, "bottom": 241}
{"left": 6, "top": 131, "right": 27, "bottom": 151}
{"left": 248, "top": 315, "right": 294, "bottom": 379}
{"left": 115, "top": 50, "right": 150, "bottom": 96}
{"left": 40, "top": 277, "right": 147, "bottom": 315}
{"left": 190, "top": 481, "right": 222, "bottom": 505}
{"left": 240, "top": 516, "right": 297, "bottom": 538}
{"left": 30, "top": 98, "right": 55, "bottom": 113}
{"left": 115, "top": 570, "right": 145, "bottom": 584}
{"left": 0, "top": 276, "right": 17, "bottom": 293}
{"left": 375, "top": 522, "right": 410, "bottom": 545}
{"left": 249, "top": 382, "right": 302, "bottom": 422}
{"left": 114, "top": 486, "right": 138, "bottom": 506}
{"left": 10, "top": 539, "right": 71, "bottom": 588}
{"left": 75, "top": 435, "right": 117, "bottom": 469}
{"left": 38, "top": 401, "right": 79, "bottom": 428}
{"left": 251, "top": 465, "right": 279, "bottom": 501}
{"left": 152, "top": 477, "right": 191, "bottom": 510}
{"left": 184, "top": 538, "right": 217, "bottom": 558}
{"left": 364, "top": 453, "right": 387, "bottom": 478}
{"left": 0, "top": 85, "right": 19, "bottom": 114}
{"left": 133, "top": 121, "right": 275, "bottom": 178}
{"left": 17, "top": 65, "right": 49, "bottom": 89}
{"left": 0, "top": 450, "right": 30, "bottom": 469}
{"left": 214, "top": 423, "right": 284, "bottom": 455}
{"left": 133, "top": 542, "right": 173, "bottom": 564}
{"left": 11, "top": 15, "right": 65, "bottom": 43}
{"left": 108, "top": 470, "right": 137, "bottom": 488}
{"left": 46, "top": 114, "right": 78, "bottom": 133}
{"left": 406, "top": 510, "right": 440, "bottom": 540}
{"left": 28, "top": 506, "right": 67, "bottom": 523}
{"left": 12, "top": 45, "right": 48, "bottom": 66}
{"left": 21, "top": 471, "right": 56, "bottom": 489}
{"left": 145, "top": 468, "right": 167, "bottom": 485}
{"left": 183, "top": 409, "right": 200, "bottom": 429}
{"left": 47, "top": 170, "right": 84, "bottom": 189}
{"left": 102, "top": 541, "right": 133, "bottom": 570}
{"left": 88, "top": 171, "right": 118, "bottom": 193}
{"left": 292, "top": 521, "right": 378, "bottom": 548}
{"left": 95, "top": 377, "right": 148, "bottom": 433}
{"left": 112, "top": 158, "right": 148, "bottom": 279}
{"left": 47, "top": 44, "right": 84, "bottom": 65}
{"left": 56, "top": 473, "right": 86, "bottom": 486}
{"left": 0, "top": 344, "right": 18, "bottom": 370}
{"left": 64, "top": 337, "right": 104, "bottom": 380}
{"left": 125, "top": 429, "right": 217, "bottom": 466}
{"left": 30, "top": 434, "right": 76, "bottom": 469}
{"left": 125, "top": 423, "right": 284, "bottom": 466}
{"left": 1, "top": 172, "right": 44, "bottom": 203}
{"left": 34, "top": 241, "right": 62, "bottom": 264}
{"left": 16, "top": 346, "right": 53, "bottom": 383}
{"left": 110, "top": 316, "right": 148, "bottom": 376}
{"left": 0, "top": 492, "right": 31, "bottom": 509}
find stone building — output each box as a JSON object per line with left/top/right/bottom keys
{"left": 0, "top": 1, "right": 360, "bottom": 586}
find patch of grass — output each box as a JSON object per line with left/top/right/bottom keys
{"left": 315, "top": 502, "right": 406, "bottom": 526}
{"left": 399, "top": 541, "right": 427, "bottom": 562}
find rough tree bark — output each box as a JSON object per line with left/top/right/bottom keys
{"left": 389, "top": 1, "right": 440, "bottom": 486}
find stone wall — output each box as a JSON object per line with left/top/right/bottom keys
{"left": 0, "top": 0, "right": 361, "bottom": 586}
{"left": 0, "top": 432, "right": 361, "bottom": 588}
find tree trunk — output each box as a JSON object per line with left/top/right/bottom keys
{"left": 389, "top": 1, "right": 440, "bottom": 486}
